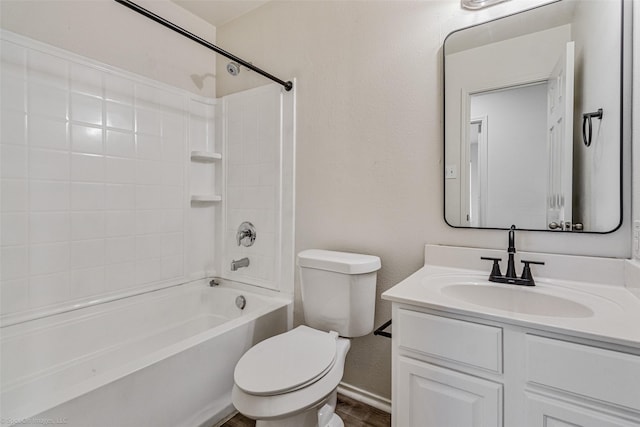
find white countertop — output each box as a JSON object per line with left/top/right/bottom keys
{"left": 382, "top": 245, "right": 640, "bottom": 349}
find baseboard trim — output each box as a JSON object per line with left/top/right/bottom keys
{"left": 337, "top": 382, "right": 392, "bottom": 414}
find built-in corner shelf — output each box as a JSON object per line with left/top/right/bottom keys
{"left": 190, "top": 151, "right": 222, "bottom": 162}
{"left": 190, "top": 194, "right": 222, "bottom": 203}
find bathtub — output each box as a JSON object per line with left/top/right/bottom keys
{"left": 0, "top": 279, "right": 291, "bottom": 427}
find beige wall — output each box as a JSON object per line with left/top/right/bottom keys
{"left": 217, "top": 0, "right": 632, "bottom": 400}
{"left": 0, "top": 0, "right": 217, "bottom": 97}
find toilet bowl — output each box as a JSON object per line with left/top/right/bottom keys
{"left": 232, "top": 326, "right": 350, "bottom": 427}
{"left": 231, "top": 250, "right": 381, "bottom": 427}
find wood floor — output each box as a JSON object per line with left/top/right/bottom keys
{"left": 220, "top": 394, "right": 391, "bottom": 427}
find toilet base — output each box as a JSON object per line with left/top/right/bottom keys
{"left": 256, "top": 414, "right": 343, "bottom": 427}
{"left": 255, "top": 390, "right": 342, "bottom": 427}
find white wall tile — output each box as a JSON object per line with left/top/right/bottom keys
{"left": 70, "top": 93, "right": 102, "bottom": 125}
{"left": 70, "top": 266, "right": 105, "bottom": 298}
{"left": 105, "top": 130, "right": 135, "bottom": 158}
{"left": 0, "top": 246, "right": 28, "bottom": 280}
{"left": 105, "top": 184, "right": 135, "bottom": 210}
{"left": 161, "top": 112, "right": 185, "bottom": 140}
{"left": 161, "top": 163, "right": 183, "bottom": 187}
{"left": 71, "top": 182, "right": 105, "bottom": 211}
{"left": 136, "top": 134, "right": 162, "bottom": 160}
{"left": 29, "top": 180, "right": 69, "bottom": 211}
{"left": 0, "top": 34, "right": 207, "bottom": 317}
{"left": 162, "top": 186, "right": 182, "bottom": 210}
{"left": 70, "top": 63, "right": 102, "bottom": 97}
{"left": 71, "top": 211, "right": 104, "bottom": 240}
{"left": 136, "top": 210, "right": 163, "bottom": 235}
{"left": 28, "top": 116, "right": 67, "bottom": 150}
{"left": 1, "top": 40, "right": 26, "bottom": 70}
{"left": 106, "top": 101, "right": 133, "bottom": 130}
{"left": 71, "top": 153, "right": 104, "bottom": 182}
{"left": 1, "top": 278, "right": 29, "bottom": 313}
{"left": 161, "top": 255, "right": 183, "bottom": 280}
{"left": 105, "top": 75, "right": 133, "bottom": 104}
{"left": 105, "top": 210, "right": 135, "bottom": 237}
{"left": 136, "top": 160, "right": 161, "bottom": 185}
{"left": 30, "top": 242, "right": 69, "bottom": 276}
{"left": 2, "top": 179, "right": 27, "bottom": 212}
{"left": 162, "top": 136, "right": 184, "bottom": 163}
{"left": 135, "top": 234, "right": 161, "bottom": 260}
{"left": 71, "top": 239, "right": 105, "bottom": 269}
{"left": 135, "top": 258, "right": 161, "bottom": 285}
{"left": 28, "top": 50, "right": 68, "bottom": 88}
{"left": 29, "top": 148, "right": 69, "bottom": 181}
{"left": 161, "top": 232, "right": 183, "bottom": 257}
{"left": 189, "top": 116, "right": 208, "bottom": 152}
{"left": 227, "top": 166, "right": 243, "bottom": 187}
{"left": 1, "top": 74, "right": 26, "bottom": 112}
{"left": 0, "top": 110, "right": 26, "bottom": 145}
{"left": 136, "top": 185, "right": 163, "bottom": 210}
{"left": 30, "top": 212, "right": 69, "bottom": 244}
{"left": 1, "top": 213, "right": 27, "bottom": 246}
{"left": 105, "top": 156, "right": 136, "bottom": 184}
{"left": 71, "top": 124, "right": 103, "bottom": 155}
{"left": 1, "top": 144, "right": 27, "bottom": 179}
{"left": 105, "top": 236, "right": 135, "bottom": 265}
{"left": 163, "top": 209, "right": 183, "bottom": 233}
{"left": 223, "top": 88, "right": 282, "bottom": 291}
{"left": 105, "top": 262, "right": 135, "bottom": 290}
{"left": 28, "top": 83, "right": 68, "bottom": 119}
{"left": 29, "top": 272, "right": 69, "bottom": 308}
{"left": 136, "top": 108, "right": 161, "bottom": 135}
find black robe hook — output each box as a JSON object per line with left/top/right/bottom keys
{"left": 582, "top": 108, "right": 603, "bottom": 147}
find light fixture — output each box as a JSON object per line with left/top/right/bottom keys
{"left": 461, "top": 0, "right": 509, "bottom": 10}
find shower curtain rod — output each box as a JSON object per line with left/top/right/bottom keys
{"left": 114, "top": 0, "right": 293, "bottom": 92}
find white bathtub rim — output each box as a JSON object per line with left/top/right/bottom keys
{"left": 1, "top": 277, "right": 199, "bottom": 328}
{"left": 2, "top": 282, "right": 291, "bottom": 422}
{"left": 1, "top": 276, "right": 292, "bottom": 329}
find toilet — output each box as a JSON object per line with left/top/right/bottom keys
{"left": 231, "top": 249, "right": 381, "bottom": 427}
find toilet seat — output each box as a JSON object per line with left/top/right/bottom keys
{"left": 234, "top": 326, "right": 338, "bottom": 396}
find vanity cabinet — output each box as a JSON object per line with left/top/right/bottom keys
{"left": 392, "top": 305, "right": 640, "bottom": 427}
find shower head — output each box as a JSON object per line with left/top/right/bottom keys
{"left": 190, "top": 73, "right": 215, "bottom": 90}
{"left": 226, "top": 62, "right": 241, "bottom": 76}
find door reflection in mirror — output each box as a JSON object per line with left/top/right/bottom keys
{"left": 444, "top": 0, "right": 626, "bottom": 233}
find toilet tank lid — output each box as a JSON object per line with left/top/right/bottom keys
{"left": 297, "top": 249, "right": 381, "bottom": 274}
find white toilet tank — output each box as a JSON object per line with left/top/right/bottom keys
{"left": 297, "top": 249, "right": 381, "bottom": 337}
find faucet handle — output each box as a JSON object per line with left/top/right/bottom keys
{"left": 520, "top": 260, "right": 545, "bottom": 285}
{"left": 481, "top": 257, "right": 502, "bottom": 280}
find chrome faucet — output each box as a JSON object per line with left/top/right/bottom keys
{"left": 231, "top": 257, "right": 250, "bottom": 271}
{"left": 481, "top": 225, "right": 544, "bottom": 286}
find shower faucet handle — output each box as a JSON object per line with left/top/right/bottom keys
{"left": 236, "top": 222, "right": 256, "bottom": 247}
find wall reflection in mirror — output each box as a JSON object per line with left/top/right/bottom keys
{"left": 444, "top": 0, "right": 628, "bottom": 232}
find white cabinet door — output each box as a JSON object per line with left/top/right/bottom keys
{"left": 396, "top": 356, "right": 502, "bottom": 427}
{"left": 526, "top": 394, "right": 640, "bottom": 427}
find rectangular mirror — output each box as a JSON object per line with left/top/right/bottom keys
{"left": 444, "top": 0, "right": 628, "bottom": 233}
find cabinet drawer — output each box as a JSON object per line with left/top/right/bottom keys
{"left": 526, "top": 393, "right": 640, "bottom": 427}
{"left": 526, "top": 335, "right": 640, "bottom": 412}
{"left": 397, "top": 309, "right": 502, "bottom": 373}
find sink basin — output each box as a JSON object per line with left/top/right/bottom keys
{"left": 440, "top": 284, "right": 594, "bottom": 318}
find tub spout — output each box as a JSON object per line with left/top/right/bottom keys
{"left": 231, "top": 257, "right": 250, "bottom": 271}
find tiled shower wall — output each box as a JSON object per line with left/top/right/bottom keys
{"left": 223, "top": 85, "right": 283, "bottom": 290}
{"left": 0, "top": 32, "right": 215, "bottom": 318}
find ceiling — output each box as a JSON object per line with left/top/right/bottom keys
{"left": 171, "top": 0, "right": 270, "bottom": 27}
